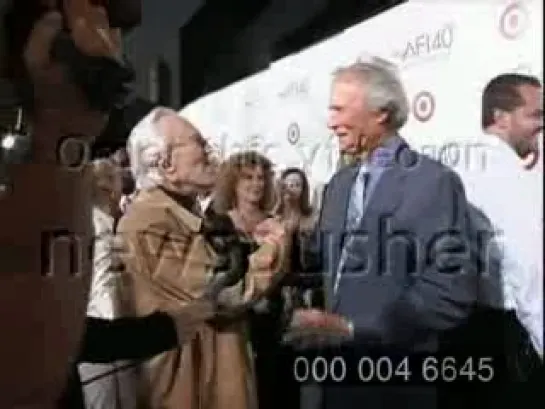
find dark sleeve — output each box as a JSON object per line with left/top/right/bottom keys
{"left": 285, "top": 231, "right": 322, "bottom": 289}
{"left": 78, "top": 312, "right": 178, "bottom": 364}
{"left": 298, "top": 184, "right": 328, "bottom": 281}
{"left": 351, "top": 170, "right": 478, "bottom": 346}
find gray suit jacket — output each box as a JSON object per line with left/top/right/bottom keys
{"left": 303, "top": 136, "right": 478, "bottom": 352}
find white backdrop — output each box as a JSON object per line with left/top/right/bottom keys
{"left": 180, "top": 0, "right": 543, "bottom": 192}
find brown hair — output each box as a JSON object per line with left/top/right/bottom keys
{"left": 213, "top": 150, "right": 276, "bottom": 214}
{"left": 275, "top": 167, "right": 313, "bottom": 217}
{"left": 482, "top": 73, "right": 542, "bottom": 128}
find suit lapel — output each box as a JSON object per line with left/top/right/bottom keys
{"left": 325, "top": 163, "right": 360, "bottom": 230}
{"left": 330, "top": 139, "right": 411, "bottom": 310}
{"left": 361, "top": 167, "right": 405, "bottom": 220}
{"left": 321, "top": 164, "right": 359, "bottom": 310}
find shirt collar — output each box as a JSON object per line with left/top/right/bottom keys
{"left": 484, "top": 133, "right": 528, "bottom": 169}
{"left": 361, "top": 134, "right": 403, "bottom": 168}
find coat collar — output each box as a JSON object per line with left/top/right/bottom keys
{"left": 138, "top": 186, "right": 203, "bottom": 233}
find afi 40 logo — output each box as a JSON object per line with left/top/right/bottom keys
{"left": 394, "top": 24, "right": 455, "bottom": 63}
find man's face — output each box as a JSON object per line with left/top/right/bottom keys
{"left": 327, "top": 78, "right": 387, "bottom": 155}
{"left": 161, "top": 116, "right": 216, "bottom": 193}
{"left": 508, "top": 84, "right": 543, "bottom": 157}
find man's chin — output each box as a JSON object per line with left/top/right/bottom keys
{"left": 194, "top": 176, "right": 216, "bottom": 192}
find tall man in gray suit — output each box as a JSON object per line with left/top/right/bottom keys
{"left": 282, "top": 59, "right": 479, "bottom": 409}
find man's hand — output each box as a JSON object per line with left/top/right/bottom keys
{"left": 253, "top": 218, "right": 286, "bottom": 247}
{"left": 283, "top": 309, "right": 353, "bottom": 348}
{"left": 63, "top": 0, "right": 122, "bottom": 59}
{"left": 165, "top": 300, "right": 216, "bottom": 345}
{"left": 22, "top": 10, "right": 107, "bottom": 148}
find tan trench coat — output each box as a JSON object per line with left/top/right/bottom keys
{"left": 115, "top": 187, "right": 289, "bottom": 409}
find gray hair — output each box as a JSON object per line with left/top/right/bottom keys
{"left": 333, "top": 57, "right": 409, "bottom": 130}
{"left": 126, "top": 106, "right": 179, "bottom": 190}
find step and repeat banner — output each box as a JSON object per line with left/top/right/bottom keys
{"left": 180, "top": 0, "right": 543, "bottom": 195}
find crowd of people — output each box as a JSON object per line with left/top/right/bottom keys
{"left": 0, "top": 2, "right": 542, "bottom": 409}
{"left": 86, "top": 125, "right": 322, "bottom": 409}
{"left": 78, "top": 66, "right": 543, "bottom": 409}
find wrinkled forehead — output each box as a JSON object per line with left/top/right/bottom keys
{"left": 330, "top": 78, "right": 365, "bottom": 106}
{"left": 160, "top": 115, "right": 204, "bottom": 145}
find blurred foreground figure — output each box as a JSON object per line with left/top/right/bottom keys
{"left": 0, "top": 0, "right": 149, "bottom": 408}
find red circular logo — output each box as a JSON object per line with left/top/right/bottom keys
{"left": 412, "top": 91, "right": 435, "bottom": 123}
{"left": 499, "top": 2, "right": 529, "bottom": 40}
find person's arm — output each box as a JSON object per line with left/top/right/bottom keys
{"left": 349, "top": 170, "right": 478, "bottom": 346}
{"left": 79, "top": 295, "right": 215, "bottom": 364}
{"left": 79, "top": 312, "right": 177, "bottom": 363}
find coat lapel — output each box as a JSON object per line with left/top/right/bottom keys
{"left": 147, "top": 187, "right": 219, "bottom": 270}
{"left": 361, "top": 167, "right": 405, "bottom": 220}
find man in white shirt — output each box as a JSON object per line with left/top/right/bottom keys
{"left": 458, "top": 73, "right": 543, "bottom": 362}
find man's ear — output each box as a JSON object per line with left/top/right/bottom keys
{"left": 376, "top": 109, "right": 389, "bottom": 126}
{"left": 493, "top": 108, "right": 510, "bottom": 130}
{"left": 159, "top": 154, "right": 174, "bottom": 176}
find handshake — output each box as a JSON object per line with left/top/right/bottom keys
{"left": 165, "top": 301, "right": 355, "bottom": 348}
{"left": 282, "top": 309, "right": 355, "bottom": 349}
{"left": 160, "top": 215, "right": 292, "bottom": 343}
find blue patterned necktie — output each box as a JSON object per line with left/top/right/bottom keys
{"left": 346, "top": 166, "right": 369, "bottom": 228}
{"left": 333, "top": 165, "right": 369, "bottom": 294}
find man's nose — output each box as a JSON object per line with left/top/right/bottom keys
{"left": 327, "top": 117, "right": 336, "bottom": 131}
{"left": 327, "top": 112, "right": 338, "bottom": 131}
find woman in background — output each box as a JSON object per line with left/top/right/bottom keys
{"left": 274, "top": 167, "right": 323, "bottom": 310}
{"left": 213, "top": 151, "right": 296, "bottom": 409}
{"left": 214, "top": 151, "right": 277, "bottom": 238}
{"left": 274, "top": 167, "right": 315, "bottom": 234}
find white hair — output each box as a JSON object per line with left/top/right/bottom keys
{"left": 333, "top": 56, "right": 409, "bottom": 130}
{"left": 126, "top": 106, "right": 179, "bottom": 190}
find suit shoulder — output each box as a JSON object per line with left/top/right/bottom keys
{"left": 117, "top": 200, "right": 170, "bottom": 233}
{"left": 409, "top": 151, "right": 464, "bottom": 187}
{"left": 327, "top": 166, "right": 353, "bottom": 187}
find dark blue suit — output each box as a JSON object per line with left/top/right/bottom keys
{"left": 302, "top": 136, "right": 478, "bottom": 409}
